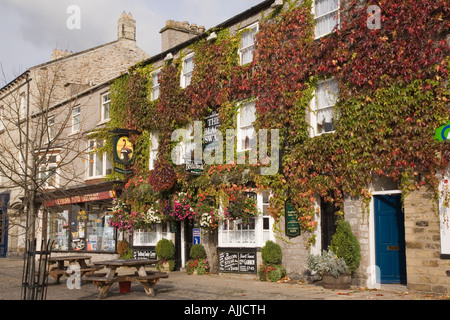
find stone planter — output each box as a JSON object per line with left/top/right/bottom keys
{"left": 322, "top": 272, "right": 352, "bottom": 290}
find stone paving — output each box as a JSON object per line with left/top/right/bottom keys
{"left": 0, "top": 258, "right": 448, "bottom": 301}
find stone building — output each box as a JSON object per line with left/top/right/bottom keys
{"left": 0, "top": 12, "right": 149, "bottom": 257}
{"left": 104, "top": 0, "right": 449, "bottom": 295}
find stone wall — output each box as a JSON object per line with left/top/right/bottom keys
{"left": 343, "top": 195, "right": 371, "bottom": 286}
{"left": 404, "top": 188, "right": 450, "bottom": 294}
{"left": 276, "top": 217, "right": 310, "bottom": 279}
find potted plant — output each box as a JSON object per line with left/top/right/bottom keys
{"left": 186, "top": 244, "right": 210, "bottom": 275}
{"left": 258, "top": 240, "right": 287, "bottom": 282}
{"left": 329, "top": 220, "right": 361, "bottom": 275}
{"left": 306, "top": 250, "right": 350, "bottom": 289}
{"left": 155, "top": 239, "right": 175, "bottom": 272}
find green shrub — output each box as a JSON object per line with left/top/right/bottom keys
{"left": 329, "top": 220, "right": 361, "bottom": 273}
{"left": 155, "top": 239, "right": 175, "bottom": 260}
{"left": 258, "top": 264, "right": 287, "bottom": 282}
{"left": 190, "top": 244, "right": 207, "bottom": 259}
{"left": 261, "top": 240, "right": 282, "bottom": 265}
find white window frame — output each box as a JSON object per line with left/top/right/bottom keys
{"left": 72, "top": 106, "right": 81, "bottom": 133}
{"left": 149, "top": 131, "right": 159, "bottom": 171}
{"left": 133, "top": 223, "right": 172, "bottom": 247}
{"left": 239, "top": 22, "right": 259, "bottom": 66}
{"left": 313, "top": 0, "right": 340, "bottom": 39}
{"left": 309, "top": 78, "right": 339, "bottom": 137}
{"left": 180, "top": 53, "right": 195, "bottom": 89}
{"left": 101, "top": 92, "right": 111, "bottom": 122}
{"left": 218, "top": 191, "right": 274, "bottom": 248}
{"left": 151, "top": 69, "right": 162, "bottom": 101}
{"left": 86, "top": 140, "right": 112, "bottom": 180}
{"left": 173, "top": 123, "right": 196, "bottom": 166}
{"left": 237, "top": 101, "right": 256, "bottom": 152}
{"left": 47, "top": 116, "right": 56, "bottom": 142}
{"left": 39, "top": 154, "right": 60, "bottom": 189}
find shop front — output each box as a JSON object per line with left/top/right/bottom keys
{"left": 43, "top": 185, "right": 118, "bottom": 254}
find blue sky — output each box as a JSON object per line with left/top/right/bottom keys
{"left": 0, "top": 0, "right": 263, "bottom": 84}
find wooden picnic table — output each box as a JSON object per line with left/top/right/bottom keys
{"left": 84, "top": 259, "right": 168, "bottom": 299}
{"left": 48, "top": 255, "right": 101, "bottom": 284}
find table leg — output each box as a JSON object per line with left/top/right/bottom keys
{"left": 140, "top": 280, "right": 157, "bottom": 297}
{"left": 106, "top": 267, "right": 117, "bottom": 279}
{"left": 98, "top": 283, "right": 113, "bottom": 299}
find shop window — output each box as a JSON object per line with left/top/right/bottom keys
{"left": 239, "top": 23, "right": 258, "bottom": 65}
{"left": 48, "top": 210, "right": 70, "bottom": 251}
{"left": 47, "top": 206, "right": 116, "bottom": 252}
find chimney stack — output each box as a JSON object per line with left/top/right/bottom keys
{"left": 160, "top": 20, "right": 205, "bottom": 52}
{"left": 50, "top": 49, "right": 71, "bottom": 61}
{"left": 118, "top": 11, "right": 136, "bottom": 41}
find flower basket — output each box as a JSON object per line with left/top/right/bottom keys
{"left": 119, "top": 281, "right": 131, "bottom": 293}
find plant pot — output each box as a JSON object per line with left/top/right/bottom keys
{"left": 322, "top": 272, "right": 352, "bottom": 290}
{"left": 119, "top": 281, "right": 131, "bottom": 293}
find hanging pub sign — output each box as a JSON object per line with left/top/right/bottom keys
{"left": 204, "top": 110, "right": 221, "bottom": 152}
{"left": 113, "top": 135, "right": 134, "bottom": 165}
{"left": 285, "top": 200, "right": 301, "bottom": 237}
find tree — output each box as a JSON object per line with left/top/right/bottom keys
{"left": 0, "top": 63, "right": 92, "bottom": 246}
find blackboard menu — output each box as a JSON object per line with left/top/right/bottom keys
{"left": 218, "top": 249, "right": 257, "bottom": 274}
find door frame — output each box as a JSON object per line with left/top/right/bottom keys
{"left": 368, "top": 190, "right": 406, "bottom": 287}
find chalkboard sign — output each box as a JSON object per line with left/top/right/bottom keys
{"left": 239, "top": 252, "right": 256, "bottom": 273}
{"left": 218, "top": 249, "right": 257, "bottom": 274}
{"left": 133, "top": 248, "right": 157, "bottom": 260}
{"left": 285, "top": 200, "right": 301, "bottom": 237}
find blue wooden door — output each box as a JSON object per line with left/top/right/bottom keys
{"left": 374, "top": 195, "right": 407, "bottom": 284}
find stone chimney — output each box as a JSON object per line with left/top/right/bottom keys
{"left": 160, "top": 20, "right": 205, "bottom": 52}
{"left": 118, "top": 11, "right": 136, "bottom": 41}
{"left": 50, "top": 49, "right": 71, "bottom": 61}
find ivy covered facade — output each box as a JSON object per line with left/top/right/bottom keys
{"left": 97, "top": 0, "right": 450, "bottom": 292}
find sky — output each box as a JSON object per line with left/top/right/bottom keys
{"left": 0, "top": 0, "right": 264, "bottom": 85}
